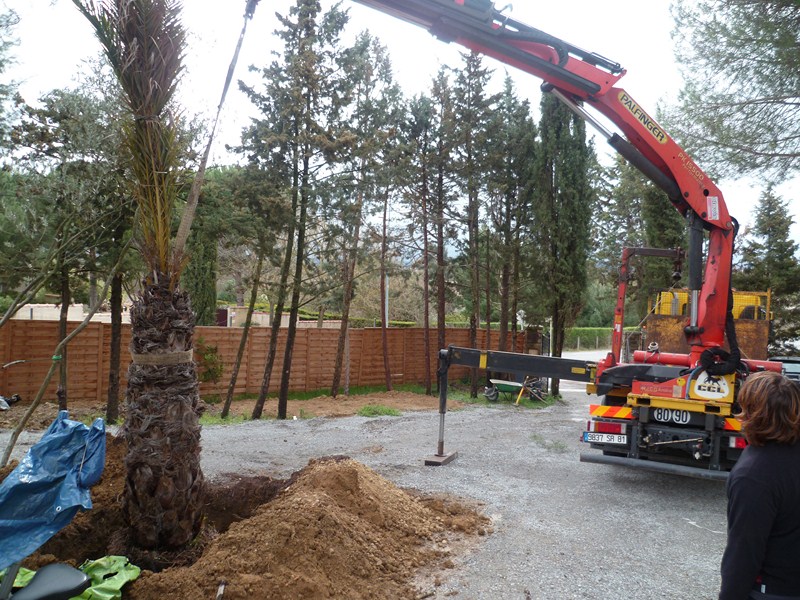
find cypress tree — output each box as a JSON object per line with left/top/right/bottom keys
{"left": 532, "top": 93, "right": 594, "bottom": 395}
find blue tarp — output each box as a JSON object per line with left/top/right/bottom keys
{"left": 0, "top": 411, "right": 105, "bottom": 570}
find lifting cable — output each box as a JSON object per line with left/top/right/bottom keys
{"left": 172, "top": 0, "right": 262, "bottom": 263}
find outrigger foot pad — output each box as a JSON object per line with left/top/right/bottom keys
{"left": 424, "top": 451, "right": 458, "bottom": 466}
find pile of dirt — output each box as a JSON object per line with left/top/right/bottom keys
{"left": 130, "top": 457, "right": 490, "bottom": 599}
{"left": 7, "top": 428, "right": 490, "bottom": 599}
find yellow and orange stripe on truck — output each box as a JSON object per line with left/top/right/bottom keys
{"left": 589, "top": 404, "right": 633, "bottom": 419}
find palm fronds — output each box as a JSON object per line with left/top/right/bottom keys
{"left": 73, "top": 0, "right": 186, "bottom": 281}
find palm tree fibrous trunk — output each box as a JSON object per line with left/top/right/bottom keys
{"left": 123, "top": 279, "right": 204, "bottom": 549}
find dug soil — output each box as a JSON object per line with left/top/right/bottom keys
{"left": 2, "top": 392, "right": 489, "bottom": 599}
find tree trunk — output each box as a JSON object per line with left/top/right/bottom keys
{"left": 317, "top": 306, "right": 325, "bottom": 328}
{"left": 380, "top": 190, "right": 393, "bottom": 391}
{"left": 435, "top": 168, "right": 447, "bottom": 384}
{"left": 250, "top": 275, "right": 289, "bottom": 420}
{"left": 251, "top": 151, "right": 299, "bottom": 420}
{"left": 88, "top": 248, "right": 98, "bottom": 309}
{"left": 57, "top": 255, "right": 69, "bottom": 411}
{"left": 344, "top": 328, "right": 351, "bottom": 395}
{"left": 468, "top": 189, "right": 480, "bottom": 398}
{"left": 550, "top": 308, "right": 565, "bottom": 397}
{"left": 510, "top": 216, "right": 521, "bottom": 351}
{"left": 498, "top": 196, "right": 512, "bottom": 353}
{"left": 484, "top": 234, "right": 491, "bottom": 350}
{"left": 123, "top": 278, "right": 204, "bottom": 549}
{"left": 106, "top": 271, "right": 123, "bottom": 424}
{"left": 332, "top": 188, "right": 364, "bottom": 398}
{"left": 420, "top": 165, "right": 432, "bottom": 396}
{"left": 223, "top": 246, "right": 264, "bottom": 418}
{"left": 277, "top": 150, "right": 311, "bottom": 419}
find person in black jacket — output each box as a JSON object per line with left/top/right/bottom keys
{"left": 719, "top": 370, "right": 800, "bottom": 600}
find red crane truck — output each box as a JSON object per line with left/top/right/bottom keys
{"left": 354, "top": 0, "right": 783, "bottom": 479}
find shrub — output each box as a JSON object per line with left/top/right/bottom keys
{"left": 195, "top": 337, "right": 224, "bottom": 384}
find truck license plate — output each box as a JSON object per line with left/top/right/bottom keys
{"left": 583, "top": 432, "right": 627, "bottom": 445}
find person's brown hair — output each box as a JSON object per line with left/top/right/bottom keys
{"left": 737, "top": 371, "right": 800, "bottom": 446}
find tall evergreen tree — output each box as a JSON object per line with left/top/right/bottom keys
{"left": 429, "top": 69, "right": 458, "bottom": 359}
{"left": 532, "top": 93, "right": 594, "bottom": 395}
{"left": 241, "top": 0, "right": 349, "bottom": 418}
{"left": 329, "top": 31, "right": 401, "bottom": 397}
{"left": 640, "top": 179, "right": 686, "bottom": 302}
{"left": 451, "top": 51, "right": 495, "bottom": 396}
{"left": 733, "top": 185, "right": 800, "bottom": 353}
{"left": 485, "top": 76, "right": 535, "bottom": 351}
{"left": 592, "top": 156, "right": 647, "bottom": 281}
{"left": 182, "top": 167, "right": 248, "bottom": 326}
{"left": 400, "top": 93, "right": 436, "bottom": 393}
{"left": 592, "top": 156, "right": 686, "bottom": 322}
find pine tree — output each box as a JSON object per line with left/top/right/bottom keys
{"left": 733, "top": 185, "right": 800, "bottom": 352}
{"left": 401, "top": 93, "right": 436, "bottom": 392}
{"left": 668, "top": 0, "right": 800, "bottom": 177}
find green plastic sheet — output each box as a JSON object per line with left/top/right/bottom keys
{"left": 76, "top": 556, "right": 141, "bottom": 600}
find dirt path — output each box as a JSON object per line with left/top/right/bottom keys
{"left": 0, "top": 390, "right": 462, "bottom": 430}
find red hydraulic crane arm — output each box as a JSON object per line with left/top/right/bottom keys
{"left": 354, "top": 0, "right": 737, "bottom": 359}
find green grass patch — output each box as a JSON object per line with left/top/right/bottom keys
{"left": 515, "top": 394, "right": 559, "bottom": 409}
{"left": 76, "top": 413, "right": 106, "bottom": 427}
{"left": 297, "top": 408, "right": 315, "bottom": 419}
{"left": 357, "top": 405, "right": 402, "bottom": 417}
{"left": 200, "top": 413, "right": 249, "bottom": 426}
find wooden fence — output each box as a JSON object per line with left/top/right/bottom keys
{"left": 0, "top": 320, "right": 526, "bottom": 403}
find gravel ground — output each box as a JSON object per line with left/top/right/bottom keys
{"left": 1, "top": 377, "right": 729, "bottom": 600}
{"left": 205, "top": 381, "right": 727, "bottom": 600}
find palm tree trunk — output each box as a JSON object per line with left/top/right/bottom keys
{"left": 123, "top": 279, "right": 204, "bottom": 549}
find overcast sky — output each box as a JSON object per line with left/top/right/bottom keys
{"left": 4, "top": 0, "right": 799, "bottom": 243}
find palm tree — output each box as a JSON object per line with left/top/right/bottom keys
{"left": 73, "top": 0, "right": 204, "bottom": 549}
